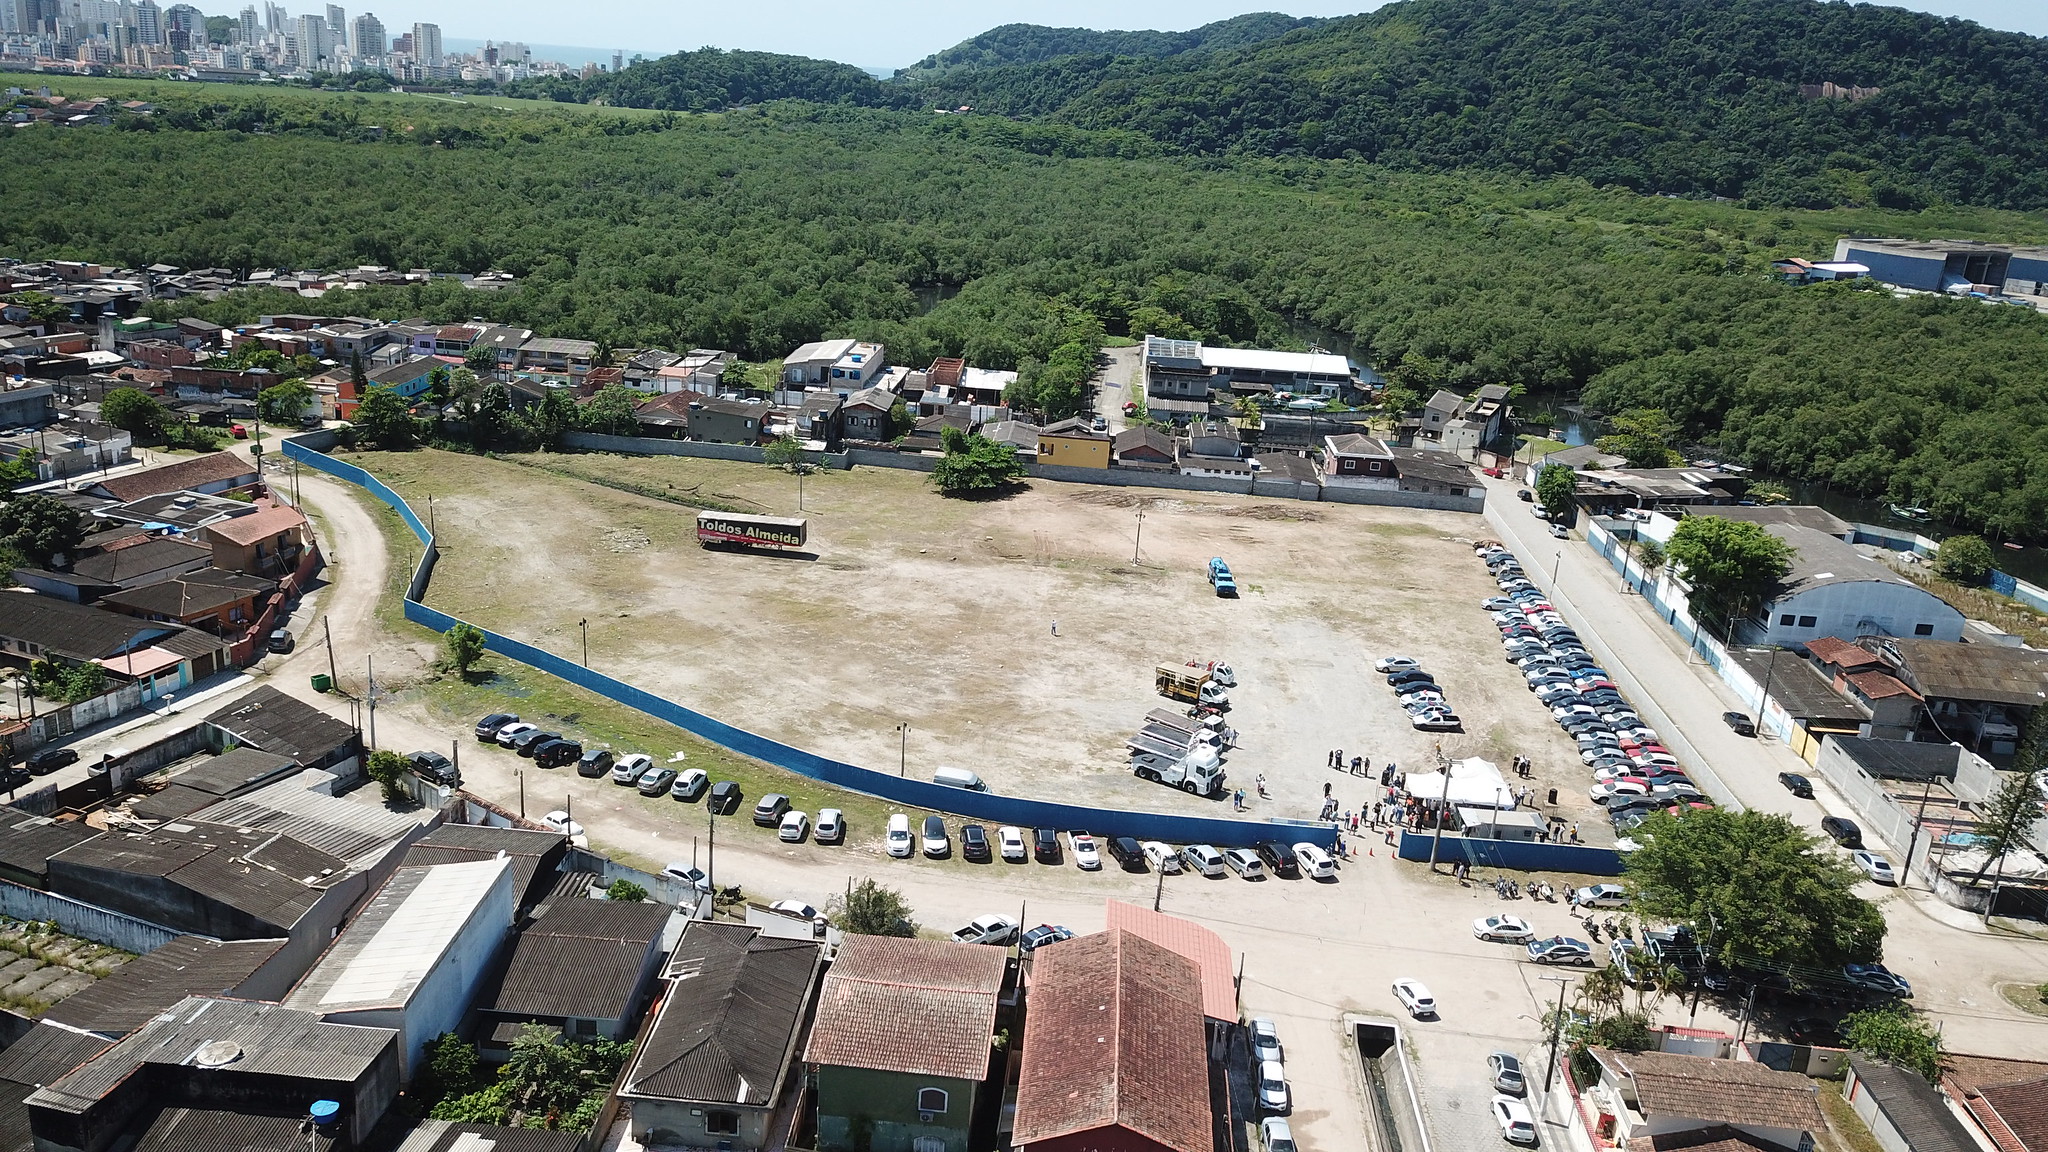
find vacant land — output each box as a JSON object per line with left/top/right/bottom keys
{"left": 350, "top": 448, "right": 1606, "bottom": 832}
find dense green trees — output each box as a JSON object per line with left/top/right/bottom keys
{"left": 932, "top": 428, "right": 1027, "bottom": 496}
{"left": 895, "top": 13, "right": 1323, "bottom": 80}
{"left": 1666, "top": 516, "right": 1795, "bottom": 630}
{"left": 0, "top": 495, "right": 87, "bottom": 567}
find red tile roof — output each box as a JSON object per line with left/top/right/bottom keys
{"left": 1594, "top": 1049, "right": 1822, "bottom": 1133}
{"left": 1846, "top": 670, "right": 1920, "bottom": 701}
{"left": 204, "top": 503, "right": 308, "bottom": 547}
{"left": 1104, "top": 900, "right": 1235, "bottom": 1022}
{"left": 801, "top": 935, "right": 1006, "bottom": 1081}
{"left": 1626, "top": 1126, "right": 1790, "bottom": 1151}
{"left": 1948, "top": 1055, "right": 2048, "bottom": 1152}
{"left": 1805, "top": 636, "right": 1881, "bottom": 670}
{"left": 1013, "top": 930, "right": 1210, "bottom": 1152}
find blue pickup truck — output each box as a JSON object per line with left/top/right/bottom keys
{"left": 1206, "top": 557, "right": 1238, "bottom": 597}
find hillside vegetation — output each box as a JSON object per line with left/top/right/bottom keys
{"left": 893, "top": 13, "right": 1323, "bottom": 80}
{"left": 6, "top": 71, "right": 2048, "bottom": 535}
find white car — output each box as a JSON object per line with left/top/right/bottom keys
{"left": 1250, "top": 1017, "right": 1283, "bottom": 1063}
{"left": 493, "top": 721, "right": 537, "bottom": 747}
{"left": 1223, "top": 847, "right": 1265, "bottom": 878}
{"left": 1068, "top": 832, "right": 1101, "bottom": 870}
{"left": 1852, "top": 850, "right": 1898, "bottom": 884}
{"left": 1472, "top": 914, "right": 1537, "bottom": 943}
{"left": 610, "top": 757, "right": 645, "bottom": 785}
{"left": 1374, "top": 656, "right": 1421, "bottom": 673}
{"left": 1590, "top": 781, "right": 1649, "bottom": 805}
{"left": 1181, "top": 844, "right": 1226, "bottom": 878}
{"left": 1144, "top": 841, "right": 1184, "bottom": 874}
{"left": 539, "top": 810, "right": 584, "bottom": 841}
{"left": 769, "top": 899, "right": 818, "bottom": 921}
{"left": 885, "top": 813, "right": 913, "bottom": 858}
{"left": 1260, "top": 1117, "right": 1295, "bottom": 1152}
{"left": 1491, "top": 1094, "right": 1537, "bottom": 1145}
{"left": 950, "top": 914, "right": 1020, "bottom": 946}
{"left": 1571, "top": 883, "right": 1630, "bottom": 908}
{"left": 659, "top": 862, "right": 709, "bottom": 892}
{"left": 1292, "top": 842, "right": 1336, "bottom": 879}
{"left": 999, "top": 825, "right": 1028, "bottom": 863}
{"left": 814, "top": 808, "right": 844, "bottom": 843}
{"left": 1257, "top": 1059, "right": 1290, "bottom": 1114}
{"left": 669, "top": 767, "right": 709, "bottom": 800}
{"left": 778, "top": 810, "right": 810, "bottom": 842}
{"left": 1391, "top": 979, "right": 1436, "bottom": 1019}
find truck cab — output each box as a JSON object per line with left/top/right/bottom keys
{"left": 1207, "top": 557, "right": 1238, "bottom": 597}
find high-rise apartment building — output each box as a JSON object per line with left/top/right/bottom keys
{"left": 133, "top": 0, "right": 160, "bottom": 43}
{"left": 324, "top": 3, "right": 342, "bottom": 35}
{"left": 409, "top": 20, "right": 438, "bottom": 64}
{"left": 349, "top": 10, "right": 381, "bottom": 55}
{"left": 293, "top": 11, "right": 331, "bottom": 64}
{"left": 263, "top": 0, "right": 283, "bottom": 34}
{"left": 164, "top": 2, "right": 199, "bottom": 50}
{"left": 237, "top": 4, "right": 256, "bottom": 42}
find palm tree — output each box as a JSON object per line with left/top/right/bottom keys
{"left": 1232, "top": 395, "right": 1262, "bottom": 429}
{"left": 1577, "top": 965, "right": 1627, "bottom": 1020}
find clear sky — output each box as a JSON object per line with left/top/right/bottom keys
{"left": 395, "top": 1, "right": 2048, "bottom": 70}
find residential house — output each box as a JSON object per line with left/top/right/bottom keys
{"left": 42, "top": 935, "right": 295, "bottom": 1037}
{"left": 1322, "top": 433, "right": 1400, "bottom": 489}
{"left": 980, "top": 419, "right": 1039, "bottom": 460}
{"left": 689, "top": 398, "right": 768, "bottom": 445}
{"left": 799, "top": 391, "right": 844, "bottom": 448}
{"left": 1181, "top": 419, "right": 1250, "bottom": 478}
{"left": 783, "top": 339, "right": 886, "bottom": 389}
{"left": 622, "top": 348, "right": 683, "bottom": 390}
{"left": 622, "top": 921, "right": 824, "bottom": 1150}
{"left": 1740, "top": 524, "right": 1965, "bottom": 649}
{"left": 840, "top": 387, "right": 899, "bottom": 442}
{"left": 518, "top": 337, "right": 598, "bottom": 378}
{"left": 1039, "top": 417, "right": 1111, "bottom": 469}
{"left": 1140, "top": 336, "right": 1214, "bottom": 402}
{"left": 903, "top": 409, "right": 971, "bottom": 454}
{"left": 1862, "top": 636, "right": 2048, "bottom": 757}
{"left": 338, "top": 356, "right": 442, "bottom": 418}
{"left": 1805, "top": 637, "right": 1921, "bottom": 739}
{"left": 1389, "top": 448, "right": 1483, "bottom": 498}
{"left": 0, "top": 381, "right": 58, "bottom": 428}
{"left": 1111, "top": 426, "right": 1176, "bottom": 473}
{"left": 1102, "top": 901, "right": 1239, "bottom": 1035}
{"left": 1944, "top": 1052, "right": 2048, "bottom": 1152}
{"left": 956, "top": 367, "right": 1015, "bottom": 407}
{"left": 1523, "top": 443, "right": 1625, "bottom": 486}
{"left": 1252, "top": 452, "right": 1323, "bottom": 499}
{"left": 1573, "top": 467, "right": 1748, "bottom": 517}
{"left": 13, "top": 536, "right": 211, "bottom": 601}
{"left": 473, "top": 897, "right": 674, "bottom": 1057}
{"left": 0, "top": 592, "right": 230, "bottom": 687}
{"left": 470, "top": 325, "right": 533, "bottom": 371}
{"left": 1144, "top": 334, "right": 1358, "bottom": 400}
{"left": 804, "top": 935, "right": 1011, "bottom": 1152}
{"left": 204, "top": 502, "right": 315, "bottom": 580}
{"left": 631, "top": 390, "right": 705, "bottom": 439}
{"left": 432, "top": 324, "right": 483, "bottom": 355}
{"left": 1011, "top": 930, "right": 1211, "bottom": 1152}
{"left": 399, "top": 824, "right": 572, "bottom": 912}
{"left": 1842, "top": 1056, "right": 1983, "bottom": 1152}
{"left": 85, "top": 450, "right": 258, "bottom": 504}
{"left": 1406, "top": 385, "right": 1512, "bottom": 458}
{"left": 97, "top": 569, "right": 277, "bottom": 636}
{"left": 1581, "top": 1047, "right": 1824, "bottom": 1151}
{"left": 96, "top": 490, "right": 257, "bottom": 534}
{"left": 0, "top": 421, "right": 132, "bottom": 482}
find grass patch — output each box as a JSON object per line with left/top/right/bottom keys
{"left": 1998, "top": 981, "right": 2048, "bottom": 1018}
{"left": 1517, "top": 436, "right": 1570, "bottom": 459}
{"left": 1817, "top": 1079, "right": 1884, "bottom": 1152}
{"left": 1895, "top": 565, "right": 2048, "bottom": 648}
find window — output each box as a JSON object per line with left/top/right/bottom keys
{"left": 1915, "top": 623, "right": 1935, "bottom": 636}
{"left": 1778, "top": 614, "right": 1796, "bottom": 626}
{"left": 704, "top": 1111, "right": 740, "bottom": 1135}
{"left": 916, "top": 1087, "right": 949, "bottom": 1115}
{"left": 1368, "top": 461, "right": 1383, "bottom": 472}
{"left": 1797, "top": 616, "right": 1817, "bottom": 628}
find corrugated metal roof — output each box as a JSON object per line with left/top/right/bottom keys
{"left": 482, "top": 899, "right": 672, "bottom": 1021}
{"left": 392, "top": 1120, "right": 584, "bottom": 1152}
{"left": 190, "top": 769, "right": 424, "bottom": 863}
{"left": 52, "top": 821, "right": 348, "bottom": 931}
{"left": 286, "top": 860, "right": 511, "bottom": 1012}
{"left": 43, "top": 936, "right": 285, "bottom": 1037}
{"left": 201, "top": 686, "right": 358, "bottom": 767}
{"left": 0, "top": 1022, "right": 113, "bottom": 1085}
{"left": 801, "top": 936, "right": 1004, "bottom": 1081}
{"left": 0, "top": 807, "right": 99, "bottom": 880}
{"left": 625, "top": 922, "right": 819, "bottom": 1105}
{"left": 131, "top": 1106, "right": 342, "bottom": 1152}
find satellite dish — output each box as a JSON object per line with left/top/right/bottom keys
{"left": 193, "top": 1040, "right": 242, "bottom": 1068}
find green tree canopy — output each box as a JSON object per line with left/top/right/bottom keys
{"left": 1622, "top": 807, "right": 1884, "bottom": 972}
{"left": 463, "top": 343, "right": 499, "bottom": 373}
{"left": 1665, "top": 516, "right": 1794, "bottom": 630}
{"left": 523, "top": 388, "right": 579, "bottom": 450}
{"left": 1536, "top": 463, "right": 1577, "bottom": 520}
{"left": 1933, "top": 535, "right": 1995, "bottom": 584}
{"left": 764, "top": 433, "right": 806, "bottom": 471}
{"left": 1843, "top": 1004, "right": 1942, "bottom": 1082}
{"left": 352, "top": 385, "right": 420, "bottom": 450}
{"left": 932, "top": 432, "right": 1027, "bottom": 496}
{"left": 1595, "top": 408, "right": 1683, "bottom": 469}
{"left": 0, "top": 494, "right": 87, "bottom": 566}
{"left": 605, "top": 878, "right": 649, "bottom": 902}
{"left": 1967, "top": 768, "right": 2046, "bottom": 883}
{"left": 100, "top": 387, "right": 164, "bottom": 435}
{"left": 828, "top": 878, "right": 919, "bottom": 937}
{"left": 257, "top": 379, "right": 314, "bottom": 425}
{"left": 578, "top": 385, "right": 643, "bottom": 437}
{"left": 365, "top": 749, "right": 413, "bottom": 803}
{"left": 442, "top": 622, "right": 487, "bottom": 676}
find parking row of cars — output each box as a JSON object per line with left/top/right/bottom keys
{"left": 1373, "top": 655, "right": 1463, "bottom": 732}
{"left": 1475, "top": 543, "right": 1712, "bottom": 837}
{"left": 880, "top": 814, "right": 1340, "bottom": 880}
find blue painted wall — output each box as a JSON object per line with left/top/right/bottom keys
{"left": 1395, "top": 830, "right": 1623, "bottom": 875}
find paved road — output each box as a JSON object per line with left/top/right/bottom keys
{"left": 1094, "top": 344, "right": 1140, "bottom": 435}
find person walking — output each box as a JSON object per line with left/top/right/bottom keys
{"left": 1051, "top": 619, "right": 1059, "bottom": 636}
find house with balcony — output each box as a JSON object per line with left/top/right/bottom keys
{"left": 204, "top": 503, "right": 315, "bottom": 580}
{"left": 1579, "top": 1048, "right": 1824, "bottom": 1151}
{"left": 517, "top": 337, "right": 598, "bottom": 379}
{"left": 783, "top": 339, "right": 886, "bottom": 392}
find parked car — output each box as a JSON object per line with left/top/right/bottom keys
{"left": 1820, "top": 816, "right": 1863, "bottom": 848}
{"left": 768, "top": 900, "right": 817, "bottom": 922}
{"left": 406, "top": 750, "right": 459, "bottom": 786}
{"left": 1472, "top": 914, "right": 1537, "bottom": 944}
{"left": 581, "top": 749, "right": 624, "bottom": 779}
{"left": 707, "top": 780, "right": 741, "bottom": 814}
{"left": 493, "top": 721, "right": 538, "bottom": 748}
{"left": 1374, "top": 656, "right": 1422, "bottom": 673}
{"left": 636, "top": 767, "right": 677, "bottom": 796}
{"left": 1571, "top": 883, "right": 1629, "bottom": 908}
{"left": 1261, "top": 1118, "right": 1295, "bottom": 1152}
{"left": 950, "top": 914, "right": 1019, "bottom": 946}
{"left": 1019, "top": 924, "right": 1075, "bottom": 954}
{"left": 1250, "top": 1017, "right": 1283, "bottom": 1063}
{"left": 1526, "top": 936, "right": 1595, "bottom": 965}
{"left": 1722, "top": 711, "right": 1757, "bottom": 736}
{"left": 1488, "top": 1052, "right": 1526, "bottom": 1096}
{"left": 1391, "top": 979, "right": 1436, "bottom": 1018}
{"left": 0, "top": 767, "right": 29, "bottom": 791}
{"left": 659, "top": 862, "right": 710, "bottom": 892}
{"left": 1413, "top": 712, "right": 1463, "bottom": 732}
{"left": 610, "top": 757, "right": 645, "bottom": 785}
{"left": 1181, "top": 844, "right": 1226, "bottom": 878}
{"left": 1517, "top": 489, "right": 1533, "bottom": 502}
{"left": 1778, "top": 772, "right": 1814, "bottom": 798}
{"left": 1033, "top": 826, "right": 1061, "bottom": 863}
{"left": 533, "top": 739, "right": 582, "bottom": 770}
{"left": 1491, "top": 1094, "right": 1538, "bottom": 1145}
{"left": 998, "top": 825, "right": 1027, "bottom": 862}
{"left": 670, "top": 767, "right": 709, "bottom": 801}
{"left": 510, "top": 728, "right": 557, "bottom": 755}
{"left": 539, "top": 810, "right": 584, "bottom": 839}
{"left": 266, "top": 628, "right": 295, "bottom": 653}
{"left": 1549, "top": 523, "right": 1569, "bottom": 538}
{"left": 1068, "top": 831, "right": 1101, "bottom": 870}
{"left": 777, "top": 810, "right": 810, "bottom": 842}
{"left": 922, "top": 815, "right": 951, "bottom": 858}
{"left": 753, "top": 794, "right": 791, "bottom": 827}
{"left": 886, "top": 813, "right": 914, "bottom": 858}
{"left": 1292, "top": 843, "right": 1337, "bottom": 879}
{"left": 815, "top": 808, "right": 844, "bottom": 843}
{"left": 1851, "top": 850, "right": 1896, "bottom": 884}
{"left": 1106, "top": 835, "right": 1146, "bottom": 872}
{"left": 474, "top": 713, "right": 519, "bottom": 740}
{"left": 1842, "top": 963, "right": 1911, "bottom": 998}
{"left": 24, "top": 747, "right": 76, "bottom": 776}
{"left": 1257, "top": 1060, "right": 1290, "bottom": 1114}
{"left": 1143, "top": 841, "right": 1183, "bottom": 874}
{"left": 961, "top": 823, "right": 992, "bottom": 862}
{"left": 1222, "top": 847, "right": 1265, "bottom": 879}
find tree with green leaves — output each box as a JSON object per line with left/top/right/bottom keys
{"left": 1665, "top": 515, "right": 1794, "bottom": 633}
{"left": 932, "top": 430, "right": 1026, "bottom": 496}
{"left": 415, "top": 1033, "right": 485, "bottom": 1110}
{"left": 1635, "top": 537, "right": 1666, "bottom": 577}
{"left": 763, "top": 433, "right": 806, "bottom": 471}
{"left": 352, "top": 385, "right": 420, "bottom": 450}
{"left": 828, "top": 878, "right": 918, "bottom": 937}
{"left": 464, "top": 343, "right": 499, "bottom": 374}
{"left": 1595, "top": 408, "right": 1683, "bottom": 468}
{"left": 0, "top": 495, "right": 87, "bottom": 567}
{"left": 442, "top": 622, "right": 487, "bottom": 676}
{"left": 1622, "top": 807, "right": 1884, "bottom": 971}
{"left": 257, "top": 379, "right": 313, "bottom": 425}
{"left": 577, "top": 385, "right": 643, "bottom": 437}
{"left": 471, "top": 382, "right": 515, "bottom": 449}
{"left": 887, "top": 399, "right": 913, "bottom": 439}
{"left": 1933, "top": 534, "right": 1995, "bottom": 584}
{"left": 100, "top": 387, "right": 165, "bottom": 436}
{"left": 1536, "top": 463, "right": 1577, "bottom": 520}
{"left": 1843, "top": 1004, "right": 1942, "bottom": 1081}
{"left": 365, "top": 749, "right": 413, "bottom": 804}
{"left": 605, "top": 878, "right": 649, "bottom": 902}
{"left": 1967, "top": 768, "right": 2046, "bottom": 885}
{"left": 523, "top": 388, "right": 579, "bottom": 450}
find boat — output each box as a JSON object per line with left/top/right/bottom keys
{"left": 1887, "top": 503, "right": 1932, "bottom": 522}
{"left": 2004, "top": 541, "right": 2026, "bottom": 551}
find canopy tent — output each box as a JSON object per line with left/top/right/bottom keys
{"left": 1404, "top": 757, "right": 1514, "bottom": 810}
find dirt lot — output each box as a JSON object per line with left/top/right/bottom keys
{"left": 348, "top": 449, "right": 1611, "bottom": 834}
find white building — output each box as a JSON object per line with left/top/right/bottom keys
{"left": 409, "top": 19, "right": 438, "bottom": 64}
{"left": 1741, "top": 524, "right": 1964, "bottom": 648}
{"left": 782, "top": 338, "right": 885, "bottom": 390}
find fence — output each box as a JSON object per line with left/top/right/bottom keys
{"left": 0, "top": 878, "right": 179, "bottom": 953}
{"left": 1395, "top": 829, "right": 1623, "bottom": 875}
{"left": 563, "top": 432, "right": 854, "bottom": 469}
{"left": 282, "top": 435, "right": 1337, "bottom": 851}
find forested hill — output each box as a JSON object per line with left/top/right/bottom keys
{"left": 892, "top": 13, "right": 1324, "bottom": 80}
{"left": 501, "top": 47, "right": 885, "bottom": 111}
{"left": 909, "top": 0, "right": 2048, "bottom": 210}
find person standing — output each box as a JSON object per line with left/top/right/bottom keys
{"left": 1051, "top": 620, "right": 1059, "bottom": 636}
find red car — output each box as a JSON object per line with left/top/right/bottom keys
{"left": 230, "top": 424, "right": 249, "bottom": 439}
{"left": 1483, "top": 466, "right": 1505, "bottom": 478}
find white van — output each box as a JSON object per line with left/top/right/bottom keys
{"left": 932, "top": 766, "right": 988, "bottom": 792}
{"left": 885, "top": 813, "right": 914, "bottom": 858}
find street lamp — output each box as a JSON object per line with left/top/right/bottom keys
{"left": 897, "top": 723, "right": 909, "bottom": 776}
{"left": 579, "top": 618, "right": 588, "bottom": 668}
{"left": 1133, "top": 506, "right": 1144, "bottom": 566}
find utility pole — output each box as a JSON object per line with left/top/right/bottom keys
{"left": 1133, "top": 506, "right": 1144, "bottom": 566}
{"left": 427, "top": 493, "right": 435, "bottom": 536}
{"left": 365, "top": 655, "right": 376, "bottom": 750}
{"left": 1541, "top": 974, "right": 1572, "bottom": 1094}
{"left": 707, "top": 802, "right": 717, "bottom": 892}
{"left": 1904, "top": 772, "right": 1938, "bottom": 888}
{"left": 1427, "top": 784, "right": 1447, "bottom": 870}
{"left": 322, "top": 614, "right": 337, "bottom": 688}
{"left": 1749, "top": 646, "right": 1782, "bottom": 739}
{"left": 579, "top": 618, "right": 588, "bottom": 668}
{"left": 897, "top": 723, "right": 908, "bottom": 777}
{"left": 1153, "top": 862, "right": 1167, "bottom": 912}
{"left": 516, "top": 769, "right": 525, "bottom": 818}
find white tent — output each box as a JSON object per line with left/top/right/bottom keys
{"left": 1405, "top": 757, "right": 1514, "bottom": 810}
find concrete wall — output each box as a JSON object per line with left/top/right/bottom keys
{"left": 633, "top": 1097, "right": 776, "bottom": 1151}
{"left": 1395, "top": 829, "right": 1624, "bottom": 875}
{"left": 1322, "top": 485, "right": 1486, "bottom": 513}
{"left": 0, "top": 878, "right": 179, "bottom": 953}
{"left": 1811, "top": 737, "right": 1927, "bottom": 876}
{"left": 563, "top": 431, "right": 854, "bottom": 469}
